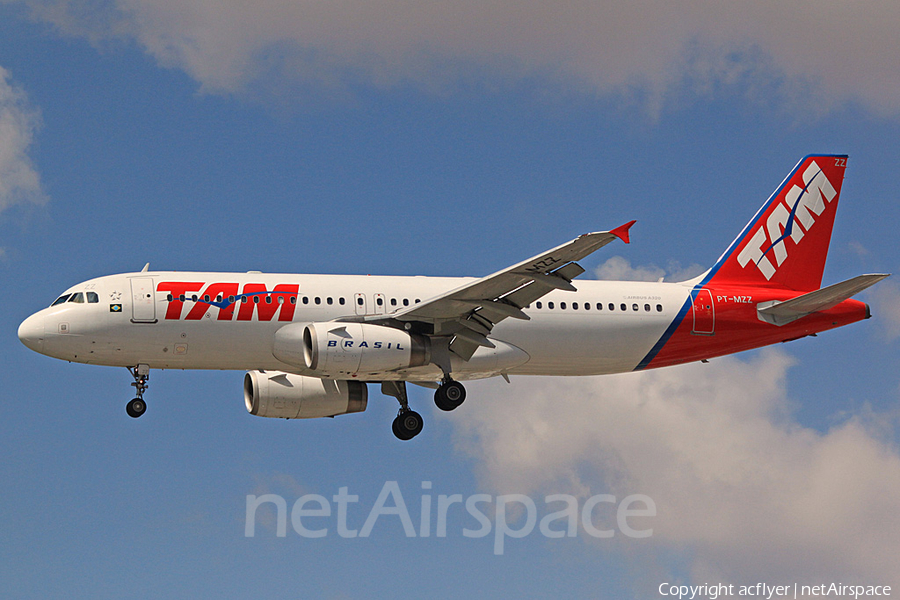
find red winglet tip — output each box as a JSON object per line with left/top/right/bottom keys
{"left": 610, "top": 220, "right": 636, "bottom": 244}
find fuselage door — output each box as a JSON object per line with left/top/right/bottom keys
{"left": 691, "top": 288, "right": 714, "bottom": 335}
{"left": 130, "top": 277, "right": 157, "bottom": 323}
{"left": 354, "top": 293, "right": 367, "bottom": 316}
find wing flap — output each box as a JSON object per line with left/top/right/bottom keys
{"left": 757, "top": 273, "right": 890, "bottom": 326}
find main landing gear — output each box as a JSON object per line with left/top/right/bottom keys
{"left": 126, "top": 364, "right": 150, "bottom": 418}
{"left": 434, "top": 379, "right": 466, "bottom": 412}
{"left": 393, "top": 410, "right": 424, "bottom": 441}
{"left": 381, "top": 378, "right": 468, "bottom": 440}
{"left": 381, "top": 382, "right": 423, "bottom": 441}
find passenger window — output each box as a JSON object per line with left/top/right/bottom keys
{"left": 302, "top": 297, "right": 309, "bottom": 305}
{"left": 596, "top": 303, "right": 602, "bottom": 310}
{"left": 315, "top": 297, "right": 321, "bottom": 305}
{"left": 536, "top": 301, "right": 542, "bottom": 309}
{"left": 339, "top": 297, "right": 345, "bottom": 305}
{"left": 253, "top": 296, "right": 260, "bottom": 304}
{"left": 290, "top": 297, "right": 297, "bottom": 304}
{"left": 68, "top": 292, "right": 85, "bottom": 303}
{"left": 644, "top": 304, "right": 650, "bottom": 312}
{"left": 357, "top": 297, "right": 364, "bottom": 306}
{"left": 560, "top": 302, "right": 566, "bottom": 309}
{"left": 415, "top": 299, "right": 420, "bottom": 304}
{"left": 609, "top": 303, "right": 615, "bottom": 311}
{"left": 376, "top": 297, "right": 383, "bottom": 306}
{"left": 277, "top": 296, "right": 284, "bottom": 304}
{"left": 167, "top": 294, "right": 174, "bottom": 302}
{"left": 548, "top": 301, "right": 555, "bottom": 309}
{"left": 403, "top": 299, "right": 410, "bottom": 306}
{"left": 327, "top": 297, "right": 333, "bottom": 305}
{"left": 584, "top": 302, "right": 590, "bottom": 310}
{"left": 656, "top": 304, "right": 663, "bottom": 312}
{"left": 572, "top": 302, "right": 578, "bottom": 310}
{"left": 265, "top": 296, "right": 272, "bottom": 304}
{"left": 632, "top": 303, "right": 639, "bottom": 311}
{"left": 391, "top": 298, "right": 397, "bottom": 306}
{"left": 620, "top": 303, "right": 627, "bottom": 311}
{"left": 86, "top": 292, "right": 99, "bottom": 303}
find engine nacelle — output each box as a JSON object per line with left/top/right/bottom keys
{"left": 244, "top": 370, "right": 367, "bottom": 419}
{"left": 273, "top": 322, "right": 430, "bottom": 377}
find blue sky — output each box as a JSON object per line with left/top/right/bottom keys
{"left": 2, "top": 2, "right": 900, "bottom": 598}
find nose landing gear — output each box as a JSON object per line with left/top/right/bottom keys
{"left": 126, "top": 364, "right": 150, "bottom": 418}
{"left": 126, "top": 397, "right": 146, "bottom": 418}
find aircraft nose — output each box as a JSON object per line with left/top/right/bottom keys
{"left": 18, "top": 313, "right": 45, "bottom": 353}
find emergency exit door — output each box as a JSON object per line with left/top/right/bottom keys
{"left": 691, "top": 289, "right": 714, "bottom": 335}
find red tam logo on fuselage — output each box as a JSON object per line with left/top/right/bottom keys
{"left": 157, "top": 282, "right": 299, "bottom": 321}
{"left": 736, "top": 160, "right": 837, "bottom": 280}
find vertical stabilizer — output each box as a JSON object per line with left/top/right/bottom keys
{"left": 703, "top": 155, "right": 848, "bottom": 291}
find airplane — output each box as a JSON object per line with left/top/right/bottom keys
{"left": 17, "top": 154, "right": 890, "bottom": 440}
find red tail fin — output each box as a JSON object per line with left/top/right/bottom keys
{"left": 704, "top": 155, "right": 848, "bottom": 291}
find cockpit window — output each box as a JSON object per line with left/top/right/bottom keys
{"left": 67, "top": 292, "right": 85, "bottom": 303}
{"left": 51, "top": 294, "right": 71, "bottom": 306}
{"left": 86, "top": 292, "right": 99, "bottom": 303}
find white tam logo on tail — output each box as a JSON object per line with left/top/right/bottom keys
{"left": 736, "top": 161, "right": 837, "bottom": 280}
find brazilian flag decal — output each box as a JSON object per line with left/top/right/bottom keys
{"left": 110, "top": 304, "right": 122, "bottom": 313}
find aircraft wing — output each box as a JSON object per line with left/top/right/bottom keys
{"left": 365, "top": 221, "right": 635, "bottom": 360}
{"left": 757, "top": 273, "right": 890, "bottom": 326}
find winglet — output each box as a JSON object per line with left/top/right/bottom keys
{"left": 609, "top": 220, "right": 636, "bottom": 244}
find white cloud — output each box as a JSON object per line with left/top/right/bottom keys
{"left": 868, "top": 281, "right": 900, "bottom": 342}
{"left": 595, "top": 255, "right": 705, "bottom": 283}
{"left": 449, "top": 349, "right": 900, "bottom": 587}
{"left": 595, "top": 256, "right": 665, "bottom": 282}
{"left": 23, "top": 0, "right": 900, "bottom": 115}
{"left": 0, "top": 65, "right": 46, "bottom": 214}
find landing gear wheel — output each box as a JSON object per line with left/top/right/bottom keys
{"left": 434, "top": 380, "right": 466, "bottom": 411}
{"left": 392, "top": 410, "right": 423, "bottom": 441}
{"left": 126, "top": 397, "right": 146, "bottom": 418}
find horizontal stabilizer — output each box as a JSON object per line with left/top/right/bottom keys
{"left": 757, "top": 273, "right": 890, "bottom": 326}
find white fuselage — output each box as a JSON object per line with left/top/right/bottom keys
{"left": 20, "top": 271, "right": 693, "bottom": 381}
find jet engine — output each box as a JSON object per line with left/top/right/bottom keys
{"left": 273, "top": 322, "right": 430, "bottom": 377}
{"left": 244, "top": 370, "right": 367, "bottom": 419}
